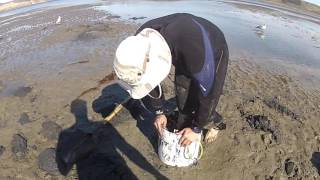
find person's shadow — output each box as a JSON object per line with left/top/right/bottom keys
{"left": 56, "top": 98, "right": 168, "bottom": 180}
{"left": 92, "top": 84, "right": 155, "bottom": 151}
{"left": 311, "top": 152, "right": 320, "bottom": 175}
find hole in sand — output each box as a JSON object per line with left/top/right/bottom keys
{"left": 245, "top": 115, "right": 281, "bottom": 143}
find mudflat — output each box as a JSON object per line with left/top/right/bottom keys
{"left": 0, "top": 2, "right": 319, "bottom": 180}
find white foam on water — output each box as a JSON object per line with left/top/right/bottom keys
{"left": 0, "top": 0, "right": 13, "bottom": 4}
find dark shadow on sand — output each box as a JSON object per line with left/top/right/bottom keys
{"left": 311, "top": 152, "right": 320, "bottom": 175}
{"left": 56, "top": 98, "right": 168, "bottom": 180}
{"left": 92, "top": 84, "right": 178, "bottom": 152}
{"left": 92, "top": 84, "right": 162, "bottom": 152}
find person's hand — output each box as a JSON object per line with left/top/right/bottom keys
{"left": 177, "top": 128, "right": 199, "bottom": 147}
{"left": 154, "top": 114, "right": 167, "bottom": 137}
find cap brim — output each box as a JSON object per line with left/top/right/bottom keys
{"left": 116, "top": 51, "right": 171, "bottom": 99}
{"left": 116, "top": 80, "right": 151, "bottom": 99}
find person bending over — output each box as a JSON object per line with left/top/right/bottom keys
{"left": 113, "top": 13, "right": 229, "bottom": 146}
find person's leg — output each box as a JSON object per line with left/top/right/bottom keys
{"left": 174, "top": 72, "right": 197, "bottom": 130}
{"left": 208, "top": 111, "right": 226, "bottom": 129}
{"left": 203, "top": 44, "right": 229, "bottom": 142}
{"left": 174, "top": 46, "right": 229, "bottom": 132}
{"left": 176, "top": 112, "right": 194, "bottom": 130}
{"left": 207, "top": 43, "right": 229, "bottom": 127}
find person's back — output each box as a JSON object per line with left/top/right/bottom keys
{"left": 136, "top": 13, "right": 227, "bottom": 76}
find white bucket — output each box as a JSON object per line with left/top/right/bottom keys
{"left": 158, "top": 129, "right": 203, "bottom": 167}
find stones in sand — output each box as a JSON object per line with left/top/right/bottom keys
{"left": 0, "top": 145, "right": 5, "bottom": 157}
{"left": 11, "top": 134, "right": 28, "bottom": 159}
{"left": 38, "top": 148, "right": 59, "bottom": 175}
{"left": 18, "top": 113, "right": 32, "bottom": 125}
{"left": 40, "top": 121, "right": 62, "bottom": 140}
{"left": 284, "top": 159, "right": 298, "bottom": 177}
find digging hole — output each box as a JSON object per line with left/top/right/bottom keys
{"left": 246, "top": 115, "right": 281, "bottom": 143}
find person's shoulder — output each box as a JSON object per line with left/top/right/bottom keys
{"left": 143, "top": 13, "right": 196, "bottom": 26}
{"left": 135, "top": 13, "right": 198, "bottom": 35}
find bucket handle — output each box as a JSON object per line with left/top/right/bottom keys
{"left": 183, "top": 141, "right": 204, "bottom": 160}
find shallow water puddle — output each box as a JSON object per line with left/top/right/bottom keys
{"left": 93, "top": 0, "right": 320, "bottom": 69}
{"left": 0, "top": 81, "right": 32, "bottom": 97}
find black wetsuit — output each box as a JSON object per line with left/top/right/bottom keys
{"left": 137, "top": 13, "right": 229, "bottom": 130}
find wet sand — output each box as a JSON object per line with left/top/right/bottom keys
{"left": 0, "top": 2, "right": 320, "bottom": 180}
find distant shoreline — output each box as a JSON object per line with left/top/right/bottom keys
{"left": 265, "top": 0, "right": 320, "bottom": 15}
{"left": 0, "top": 0, "right": 47, "bottom": 13}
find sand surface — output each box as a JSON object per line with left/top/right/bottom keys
{"left": 0, "top": 3, "right": 320, "bottom": 180}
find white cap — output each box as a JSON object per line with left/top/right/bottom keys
{"left": 114, "top": 28, "right": 172, "bottom": 99}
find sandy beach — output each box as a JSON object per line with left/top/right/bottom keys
{"left": 0, "top": 1, "right": 320, "bottom": 179}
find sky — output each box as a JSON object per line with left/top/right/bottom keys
{"left": 0, "top": 0, "right": 320, "bottom": 6}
